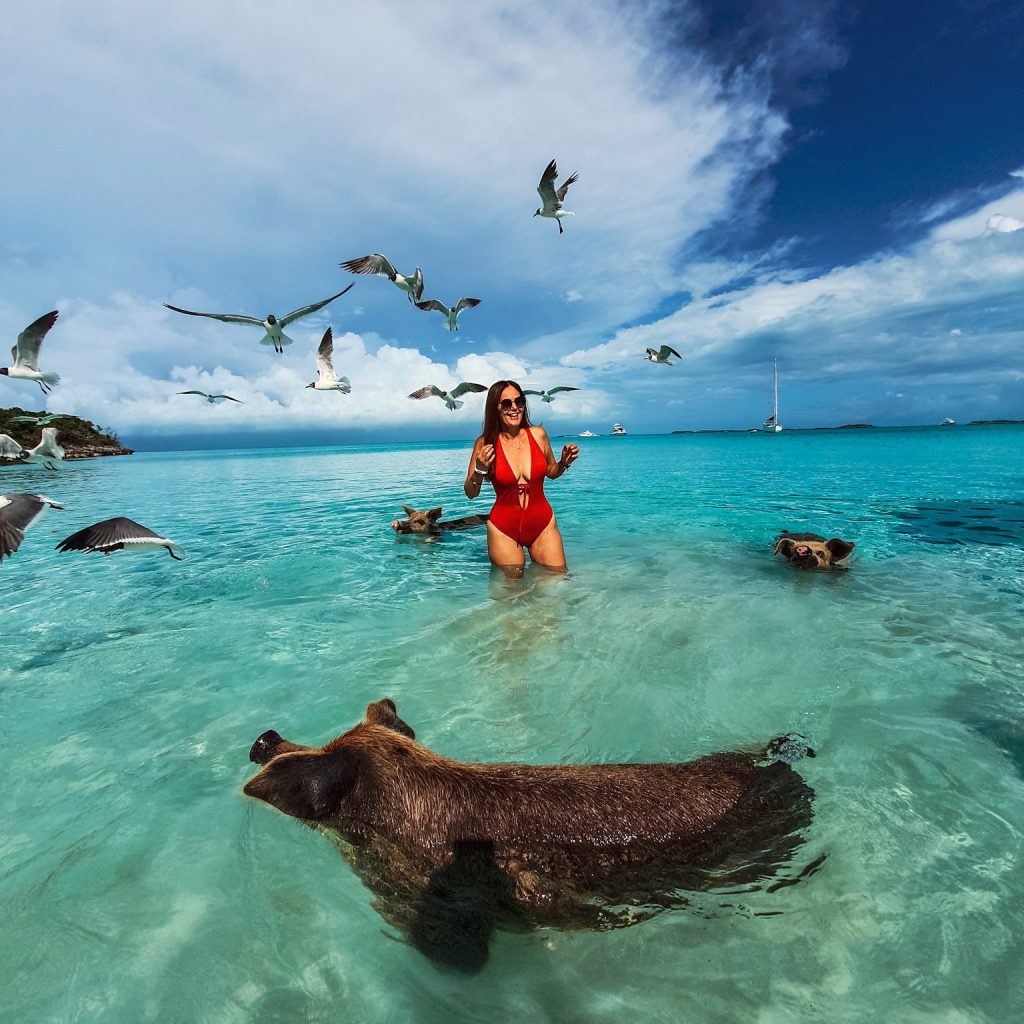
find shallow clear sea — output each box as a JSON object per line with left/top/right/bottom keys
{"left": 2, "top": 425, "right": 1023, "bottom": 1024}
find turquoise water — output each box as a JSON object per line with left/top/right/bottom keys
{"left": 2, "top": 425, "right": 1022, "bottom": 1023}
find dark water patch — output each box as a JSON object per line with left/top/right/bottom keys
{"left": 888, "top": 500, "right": 1024, "bottom": 548}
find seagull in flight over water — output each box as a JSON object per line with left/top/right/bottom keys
{"left": 2, "top": 311, "right": 62, "bottom": 393}
{"left": 163, "top": 284, "right": 354, "bottom": 353}
{"left": 0, "top": 492, "right": 64, "bottom": 563}
{"left": 307, "top": 328, "right": 351, "bottom": 393}
{"left": 340, "top": 253, "right": 424, "bottom": 303}
{"left": 9, "top": 412, "right": 70, "bottom": 426}
{"left": 176, "top": 391, "right": 243, "bottom": 404}
{"left": 23, "top": 427, "right": 65, "bottom": 471}
{"left": 523, "top": 386, "right": 580, "bottom": 404}
{"left": 408, "top": 382, "right": 486, "bottom": 411}
{"left": 414, "top": 297, "right": 481, "bottom": 332}
{"left": 57, "top": 518, "right": 184, "bottom": 559}
{"left": 645, "top": 345, "right": 682, "bottom": 365}
{"left": 535, "top": 159, "right": 578, "bottom": 234}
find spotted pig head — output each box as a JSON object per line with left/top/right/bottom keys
{"left": 391, "top": 505, "right": 444, "bottom": 535}
{"left": 773, "top": 532, "right": 855, "bottom": 570}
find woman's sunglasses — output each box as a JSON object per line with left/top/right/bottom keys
{"left": 499, "top": 396, "right": 527, "bottom": 412}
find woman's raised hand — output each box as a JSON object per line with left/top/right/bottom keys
{"left": 476, "top": 444, "right": 496, "bottom": 473}
{"left": 560, "top": 443, "right": 580, "bottom": 469}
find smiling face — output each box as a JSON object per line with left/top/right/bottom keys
{"left": 498, "top": 385, "right": 525, "bottom": 431}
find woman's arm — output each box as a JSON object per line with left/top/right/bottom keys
{"left": 536, "top": 428, "right": 579, "bottom": 479}
{"left": 464, "top": 437, "right": 494, "bottom": 499}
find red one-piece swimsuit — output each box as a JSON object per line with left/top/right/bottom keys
{"left": 489, "top": 429, "right": 554, "bottom": 547}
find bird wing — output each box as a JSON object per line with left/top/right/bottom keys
{"left": 0, "top": 492, "right": 60, "bottom": 560}
{"left": 414, "top": 299, "right": 449, "bottom": 315}
{"left": 548, "top": 386, "right": 580, "bottom": 395}
{"left": 522, "top": 390, "right": 543, "bottom": 396}
{"left": 555, "top": 171, "right": 578, "bottom": 203}
{"left": 410, "top": 268, "right": 424, "bottom": 302}
{"left": 14, "top": 311, "right": 59, "bottom": 371}
{"left": 177, "top": 390, "right": 209, "bottom": 398}
{"left": 213, "top": 395, "right": 243, "bottom": 403}
{"left": 450, "top": 382, "right": 487, "bottom": 399}
{"left": 408, "top": 385, "right": 445, "bottom": 400}
{"left": 316, "top": 327, "right": 337, "bottom": 381}
{"left": 537, "top": 159, "right": 559, "bottom": 211}
{"left": 9, "top": 415, "right": 41, "bottom": 424}
{"left": 340, "top": 253, "right": 397, "bottom": 278}
{"left": 56, "top": 517, "right": 163, "bottom": 553}
{"left": 163, "top": 304, "right": 263, "bottom": 327}
{"left": 31, "top": 428, "right": 63, "bottom": 457}
{"left": 280, "top": 283, "right": 354, "bottom": 327}
{"left": 454, "top": 297, "right": 481, "bottom": 314}
{"left": 660, "top": 346, "right": 682, "bottom": 359}
{"left": 0, "top": 434, "right": 25, "bottom": 457}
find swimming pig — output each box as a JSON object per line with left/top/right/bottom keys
{"left": 773, "top": 531, "right": 855, "bottom": 570}
{"left": 244, "top": 699, "right": 818, "bottom": 972}
{"left": 391, "top": 505, "right": 488, "bottom": 535}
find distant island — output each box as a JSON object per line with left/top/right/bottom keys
{"left": 0, "top": 407, "right": 133, "bottom": 459}
{"left": 671, "top": 423, "right": 876, "bottom": 434}
{"left": 968, "top": 419, "right": 1024, "bottom": 425}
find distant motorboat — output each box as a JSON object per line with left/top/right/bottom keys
{"left": 611, "top": 423, "right": 628, "bottom": 436}
{"left": 578, "top": 430, "right": 598, "bottom": 438}
{"left": 763, "top": 358, "right": 783, "bottom": 433}
{"left": 939, "top": 417, "right": 956, "bottom": 426}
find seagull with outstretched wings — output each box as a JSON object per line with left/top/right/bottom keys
{"left": 414, "top": 297, "right": 481, "bottom": 332}
{"left": 534, "top": 159, "right": 578, "bottom": 234}
{"left": 2, "top": 311, "right": 61, "bottom": 393}
{"left": 408, "top": 382, "right": 486, "bottom": 411}
{"left": 522, "top": 386, "right": 580, "bottom": 404}
{"left": 23, "top": 427, "right": 64, "bottom": 471}
{"left": 306, "top": 328, "right": 351, "bottom": 393}
{"left": 644, "top": 345, "right": 682, "bottom": 365}
{"left": 340, "top": 253, "right": 424, "bottom": 303}
{"left": 56, "top": 517, "right": 184, "bottom": 560}
{"left": 9, "top": 412, "right": 70, "bottom": 426}
{"left": 163, "top": 284, "right": 354, "bottom": 353}
{"left": 177, "top": 390, "right": 243, "bottom": 404}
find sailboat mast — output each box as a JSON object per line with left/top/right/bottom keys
{"left": 773, "top": 358, "right": 778, "bottom": 422}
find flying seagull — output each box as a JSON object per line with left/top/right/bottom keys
{"left": 523, "top": 386, "right": 580, "bottom": 404}
{"left": 2, "top": 311, "right": 61, "bottom": 393}
{"left": 0, "top": 492, "right": 64, "bottom": 563}
{"left": 0, "top": 434, "right": 25, "bottom": 461}
{"left": 163, "top": 284, "right": 354, "bottom": 354}
{"left": 414, "top": 297, "right": 481, "bottom": 332}
{"left": 306, "top": 328, "right": 351, "bottom": 393}
{"left": 9, "top": 412, "right": 70, "bottom": 426}
{"left": 535, "top": 159, "right": 578, "bottom": 234}
{"left": 23, "top": 427, "right": 65, "bottom": 471}
{"left": 56, "top": 517, "right": 183, "bottom": 559}
{"left": 408, "top": 382, "right": 486, "bottom": 411}
{"left": 340, "top": 253, "right": 424, "bottom": 303}
{"left": 177, "top": 390, "right": 243, "bottom": 404}
{"left": 644, "top": 345, "right": 682, "bottom": 365}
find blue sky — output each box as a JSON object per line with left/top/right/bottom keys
{"left": 1, "top": 0, "right": 1022, "bottom": 447}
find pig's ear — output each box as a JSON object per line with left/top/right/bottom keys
{"left": 427, "top": 507, "right": 443, "bottom": 521}
{"left": 401, "top": 505, "right": 416, "bottom": 517}
{"left": 826, "top": 538, "right": 855, "bottom": 562}
{"left": 774, "top": 537, "right": 796, "bottom": 557}
{"left": 365, "top": 698, "right": 416, "bottom": 740}
{"left": 244, "top": 749, "right": 357, "bottom": 820}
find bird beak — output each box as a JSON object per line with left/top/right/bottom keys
{"left": 305, "top": 383, "right": 313, "bottom": 389}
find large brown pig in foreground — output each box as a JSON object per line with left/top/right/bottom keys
{"left": 244, "top": 699, "right": 819, "bottom": 972}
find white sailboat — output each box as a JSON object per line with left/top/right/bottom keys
{"left": 763, "top": 358, "right": 783, "bottom": 433}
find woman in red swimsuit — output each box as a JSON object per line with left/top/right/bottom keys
{"left": 464, "top": 380, "right": 580, "bottom": 569}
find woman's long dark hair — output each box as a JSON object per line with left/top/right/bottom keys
{"left": 482, "top": 380, "right": 533, "bottom": 449}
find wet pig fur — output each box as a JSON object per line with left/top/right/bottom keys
{"left": 773, "top": 531, "right": 855, "bottom": 570}
{"left": 244, "top": 700, "right": 818, "bottom": 972}
{"left": 391, "top": 505, "right": 488, "bottom": 535}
